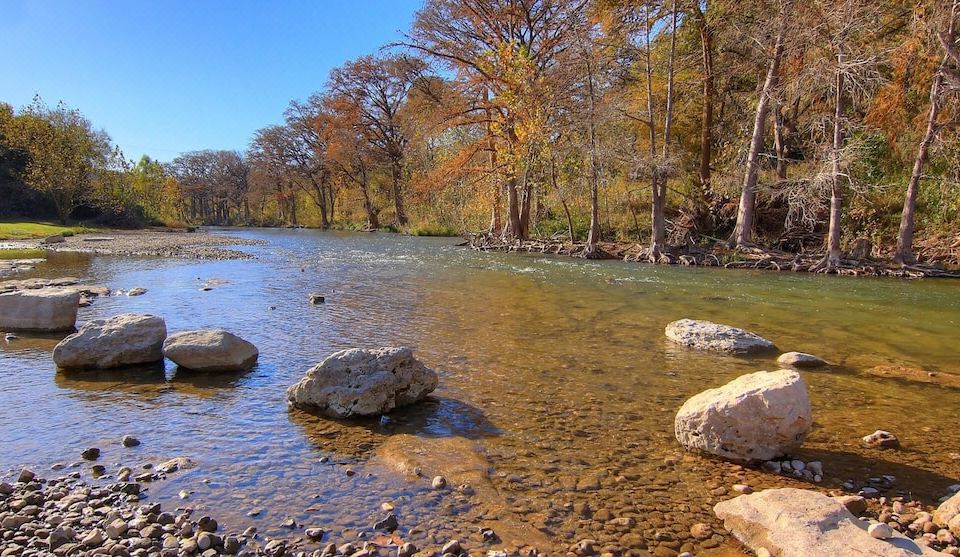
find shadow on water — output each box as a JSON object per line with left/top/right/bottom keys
{"left": 169, "top": 365, "right": 256, "bottom": 394}
{"left": 54, "top": 364, "right": 169, "bottom": 399}
{"left": 287, "top": 396, "right": 501, "bottom": 461}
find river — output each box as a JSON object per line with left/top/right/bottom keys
{"left": 3, "top": 228, "right": 959, "bottom": 555}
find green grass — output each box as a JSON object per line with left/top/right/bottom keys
{"left": 409, "top": 224, "right": 460, "bottom": 237}
{"left": 0, "top": 221, "right": 98, "bottom": 240}
{"left": 0, "top": 248, "right": 45, "bottom": 260}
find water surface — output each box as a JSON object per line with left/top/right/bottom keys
{"left": 3, "top": 229, "right": 959, "bottom": 555}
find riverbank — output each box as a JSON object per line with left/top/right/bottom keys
{"left": 5, "top": 230, "right": 265, "bottom": 261}
{"left": 466, "top": 235, "right": 960, "bottom": 279}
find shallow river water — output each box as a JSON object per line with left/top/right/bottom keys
{"left": 3, "top": 229, "right": 960, "bottom": 555}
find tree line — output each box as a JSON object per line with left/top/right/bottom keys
{"left": 1, "top": 0, "right": 958, "bottom": 266}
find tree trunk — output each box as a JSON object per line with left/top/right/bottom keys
{"left": 774, "top": 101, "right": 788, "bottom": 184}
{"left": 697, "top": 2, "right": 714, "bottom": 194}
{"left": 519, "top": 168, "right": 533, "bottom": 239}
{"left": 824, "top": 59, "right": 845, "bottom": 268}
{"left": 391, "top": 158, "right": 408, "bottom": 226}
{"left": 550, "top": 156, "right": 576, "bottom": 242}
{"left": 585, "top": 37, "right": 601, "bottom": 252}
{"left": 730, "top": 0, "right": 790, "bottom": 247}
{"left": 895, "top": 0, "right": 957, "bottom": 264}
{"left": 358, "top": 165, "right": 379, "bottom": 230}
{"left": 643, "top": 3, "right": 663, "bottom": 258}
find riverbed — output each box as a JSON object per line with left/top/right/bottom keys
{"left": 2, "top": 228, "right": 959, "bottom": 555}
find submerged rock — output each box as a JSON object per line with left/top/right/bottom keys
{"left": 53, "top": 314, "right": 167, "bottom": 370}
{"left": 665, "top": 319, "right": 776, "bottom": 354}
{"left": 163, "top": 330, "right": 259, "bottom": 372}
{"left": 675, "top": 369, "right": 811, "bottom": 462}
{"left": 862, "top": 430, "right": 900, "bottom": 449}
{"left": 286, "top": 347, "right": 438, "bottom": 418}
{"left": 714, "top": 488, "right": 941, "bottom": 557}
{"left": 777, "top": 351, "right": 828, "bottom": 368}
{"left": 0, "top": 288, "right": 80, "bottom": 332}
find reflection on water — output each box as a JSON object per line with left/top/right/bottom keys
{"left": 2, "top": 228, "right": 960, "bottom": 554}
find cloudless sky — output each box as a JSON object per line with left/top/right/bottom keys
{"left": 0, "top": 0, "right": 423, "bottom": 161}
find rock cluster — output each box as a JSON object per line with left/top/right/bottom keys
{"left": 675, "top": 370, "right": 812, "bottom": 462}
{"left": 287, "top": 347, "right": 439, "bottom": 418}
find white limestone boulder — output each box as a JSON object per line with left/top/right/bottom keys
{"left": 53, "top": 314, "right": 167, "bottom": 370}
{"left": 935, "top": 492, "right": 960, "bottom": 537}
{"left": 714, "top": 488, "right": 941, "bottom": 557}
{"left": 163, "top": 330, "right": 258, "bottom": 372}
{"left": 0, "top": 289, "right": 80, "bottom": 332}
{"left": 287, "top": 347, "right": 438, "bottom": 418}
{"left": 665, "top": 319, "right": 776, "bottom": 354}
{"left": 675, "top": 369, "right": 811, "bottom": 462}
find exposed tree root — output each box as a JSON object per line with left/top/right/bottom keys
{"left": 465, "top": 233, "right": 960, "bottom": 279}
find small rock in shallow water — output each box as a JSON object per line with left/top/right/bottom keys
{"left": 81, "top": 447, "right": 100, "bottom": 460}
{"left": 122, "top": 435, "right": 140, "bottom": 447}
{"left": 432, "top": 475, "right": 447, "bottom": 490}
{"left": 398, "top": 543, "right": 417, "bottom": 557}
{"left": 862, "top": 430, "right": 900, "bottom": 449}
{"left": 305, "top": 527, "right": 324, "bottom": 540}
{"left": 868, "top": 522, "right": 894, "bottom": 539}
{"left": 17, "top": 467, "right": 35, "bottom": 483}
{"left": 127, "top": 288, "right": 147, "bottom": 296}
{"left": 761, "top": 461, "right": 782, "bottom": 474}
{"left": 374, "top": 514, "right": 399, "bottom": 532}
{"left": 309, "top": 294, "right": 325, "bottom": 304}
{"left": 441, "top": 540, "right": 461, "bottom": 555}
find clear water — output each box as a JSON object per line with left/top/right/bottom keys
{"left": 3, "top": 229, "right": 959, "bottom": 555}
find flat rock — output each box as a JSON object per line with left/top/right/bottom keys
{"left": 0, "top": 288, "right": 80, "bottom": 332}
{"left": 53, "top": 314, "right": 167, "bottom": 370}
{"left": 287, "top": 347, "right": 438, "bottom": 418}
{"left": 777, "top": 351, "right": 827, "bottom": 368}
{"left": 675, "top": 370, "right": 811, "bottom": 462}
{"left": 665, "top": 319, "right": 776, "bottom": 354}
{"left": 714, "top": 488, "right": 941, "bottom": 557}
{"left": 163, "top": 330, "right": 258, "bottom": 372}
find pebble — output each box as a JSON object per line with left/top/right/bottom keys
{"left": 441, "top": 540, "right": 461, "bottom": 555}
{"left": 305, "top": 527, "right": 325, "bottom": 540}
{"left": 432, "top": 475, "right": 447, "bottom": 490}
{"left": 868, "top": 522, "right": 894, "bottom": 539}
{"left": 81, "top": 447, "right": 101, "bottom": 460}
{"left": 122, "top": 436, "right": 141, "bottom": 447}
{"left": 17, "top": 468, "right": 35, "bottom": 483}
{"left": 862, "top": 430, "right": 901, "bottom": 449}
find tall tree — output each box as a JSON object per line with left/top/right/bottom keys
{"left": 895, "top": 0, "right": 959, "bottom": 264}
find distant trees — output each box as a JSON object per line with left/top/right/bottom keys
{"left": 2, "top": 0, "right": 959, "bottom": 266}
{"left": 0, "top": 97, "right": 110, "bottom": 223}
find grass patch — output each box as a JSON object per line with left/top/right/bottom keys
{"left": 409, "top": 224, "right": 460, "bottom": 237}
{"left": 0, "top": 248, "right": 46, "bottom": 260}
{"left": 0, "top": 221, "right": 98, "bottom": 240}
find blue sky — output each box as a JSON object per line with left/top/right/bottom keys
{"left": 0, "top": 0, "right": 422, "bottom": 161}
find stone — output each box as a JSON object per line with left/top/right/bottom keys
{"left": 53, "top": 314, "right": 167, "bottom": 370}
{"left": 664, "top": 319, "right": 776, "bottom": 354}
{"left": 441, "top": 540, "right": 461, "bottom": 555}
{"left": 122, "top": 436, "right": 140, "bottom": 447}
{"left": 157, "top": 457, "right": 195, "bottom": 473}
{"left": 935, "top": 492, "right": 960, "bottom": 536}
{"left": 127, "top": 287, "right": 147, "bottom": 296}
{"left": 398, "top": 543, "right": 417, "bottom": 557}
{"left": 309, "top": 294, "right": 325, "bottom": 304}
{"left": 163, "top": 330, "right": 258, "bottom": 372}
{"left": 0, "top": 289, "right": 80, "bottom": 332}
{"left": 868, "top": 523, "right": 894, "bottom": 539}
{"left": 43, "top": 234, "right": 65, "bottom": 244}
{"left": 862, "top": 430, "right": 901, "bottom": 449}
{"left": 714, "top": 488, "right": 940, "bottom": 557}
{"left": 432, "top": 475, "right": 447, "bottom": 490}
{"left": 675, "top": 370, "right": 812, "bottom": 462}
{"left": 81, "top": 528, "right": 104, "bottom": 547}
{"left": 374, "top": 514, "right": 398, "bottom": 532}
{"left": 305, "top": 528, "right": 324, "bottom": 541}
{"left": 286, "top": 347, "right": 439, "bottom": 418}
{"left": 81, "top": 447, "right": 100, "bottom": 460}
{"left": 777, "top": 352, "right": 828, "bottom": 368}
{"left": 17, "top": 468, "right": 35, "bottom": 483}
{"left": 835, "top": 495, "right": 868, "bottom": 516}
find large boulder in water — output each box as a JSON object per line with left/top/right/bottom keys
{"left": 0, "top": 289, "right": 80, "bottom": 332}
{"left": 714, "top": 488, "right": 941, "bottom": 557}
{"left": 675, "top": 369, "right": 811, "bottom": 462}
{"left": 163, "top": 330, "right": 258, "bottom": 372}
{"left": 665, "top": 319, "right": 776, "bottom": 354}
{"left": 53, "top": 314, "right": 167, "bottom": 370}
{"left": 287, "top": 347, "right": 438, "bottom": 418}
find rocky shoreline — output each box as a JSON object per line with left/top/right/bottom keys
{"left": 15, "top": 230, "right": 265, "bottom": 261}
